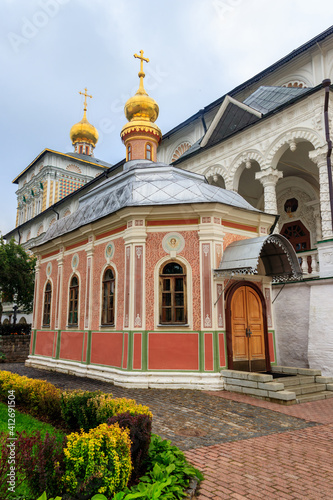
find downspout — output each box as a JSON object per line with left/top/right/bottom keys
{"left": 322, "top": 79, "right": 333, "bottom": 232}
{"left": 200, "top": 109, "right": 207, "bottom": 134}
{"left": 51, "top": 206, "right": 60, "bottom": 220}
{"left": 17, "top": 227, "right": 21, "bottom": 244}
{"left": 269, "top": 214, "right": 280, "bottom": 235}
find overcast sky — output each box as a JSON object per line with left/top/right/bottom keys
{"left": 1, "top": 0, "right": 333, "bottom": 236}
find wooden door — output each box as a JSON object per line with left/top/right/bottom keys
{"left": 231, "top": 285, "right": 266, "bottom": 372}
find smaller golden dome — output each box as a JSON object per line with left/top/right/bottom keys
{"left": 70, "top": 113, "right": 99, "bottom": 146}
{"left": 70, "top": 88, "right": 99, "bottom": 147}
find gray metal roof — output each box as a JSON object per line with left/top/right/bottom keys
{"left": 39, "top": 161, "right": 262, "bottom": 245}
{"left": 215, "top": 234, "right": 302, "bottom": 283}
{"left": 243, "top": 86, "right": 313, "bottom": 114}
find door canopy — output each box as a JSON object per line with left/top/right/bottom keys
{"left": 215, "top": 234, "right": 302, "bottom": 283}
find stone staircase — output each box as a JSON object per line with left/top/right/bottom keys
{"left": 221, "top": 365, "right": 333, "bottom": 404}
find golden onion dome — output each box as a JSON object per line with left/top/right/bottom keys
{"left": 70, "top": 112, "right": 99, "bottom": 146}
{"left": 124, "top": 86, "right": 159, "bottom": 123}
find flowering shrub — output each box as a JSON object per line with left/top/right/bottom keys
{"left": 96, "top": 394, "right": 152, "bottom": 423}
{"left": 0, "top": 371, "right": 62, "bottom": 422}
{"left": 63, "top": 423, "right": 132, "bottom": 498}
{"left": 61, "top": 390, "right": 152, "bottom": 433}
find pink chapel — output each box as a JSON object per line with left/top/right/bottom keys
{"left": 27, "top": 51, "right": 302, "bottom": 390}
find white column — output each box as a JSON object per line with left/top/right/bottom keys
{"left": 255, "top": 168, "right": 283, "bottom": 214}
{"left": 309, "top": 146, "right": 333, "bottom": 240}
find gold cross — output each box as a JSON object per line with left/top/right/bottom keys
{"left": 134, "top": 50, "right": 149, "bottom": 78}
{"left": 79, "top": 87, "right": 92, "bottom": 112}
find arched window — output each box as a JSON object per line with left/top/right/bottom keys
{"left": 159, "top": 262, "right": 187, "bottom": 324}
{"left": 127, "top": 144, "right": 132, "bottom": 161}
{"left": 43, "top": 281, "right": 52, "bottom": 327}
{"left": 145, "top": 143, "right": 152, "bottom": 160}
{"left": 68, "top": 275, "right": 79, "bottom": 326}
{"left": 101, "top": 268, "right": 115, "bottom": 325}
{"left": 78, "top": 145, "right": 83, "bottom": 154}
{"left": 85, "top": 146, "right": 89, "bottom": 155}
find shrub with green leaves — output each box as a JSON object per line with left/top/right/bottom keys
{"left": 113, "top": 434, "right": 204, "bottom": 500}
{"left": 62, "top": 423, "right": 132, "bottom": 498}
{"left": 60, "top": 390, "right": 102, "bottom": 432}
{"left": 0, "top": 371, "right": 61, "bottom": 422}
{"left": 61, "top": 390, "right": 152, "bottom": 433}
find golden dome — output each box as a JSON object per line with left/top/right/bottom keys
{"left": 70, "top": 88, "right": 99, "bottom": 147}
{"left": 124, "top": 86, "right": 159, "bottom": 123}
{"left": 70, "top": 113, "right": 99, "bottom": 146}
{"left": 121, "top": 50, "right": 162, "bottom": 144}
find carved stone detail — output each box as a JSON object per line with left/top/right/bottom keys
{"left": 255, "top": 168, "right": 283, "bottom": 214}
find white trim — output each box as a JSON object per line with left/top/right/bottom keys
{"left": 25, "top": 356, "right": 224, "bottom": 390}
{"left": 41, "top": 278, "right": 53, "bottom": 329}
{"left": 201, "top": 95, "right": 262, "bottom": 148}
{"left": 66, "top": 271, "right": 81, "bottom": 329}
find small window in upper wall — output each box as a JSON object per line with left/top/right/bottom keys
{"left": 68, "top": 275, "right": 79, "bottom": 326}
{"left": 127, "top": 144, "right": 132, "bottom": 161}
{"left": 79, "top": 145, "right": 83, "bottom": 154}
{"left": 145, "top": 143, "right": 152, "bottom": 160}
{"left": 101, "top": 268, "right": 115, "bottom": 325}
{"left": 43, "top": 281, "right": 52, "bottom": 327}
{"left": 85, "top": 146, "right": 89, "bottom": 155}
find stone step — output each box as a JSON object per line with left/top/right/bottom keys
{"left": 286, "top": 383, "right": 326, "bottom": 396}
{"left": 275, "top": 376, "right": 315, "bottom": 386}
{"left": 296, "top": 391, "right": 333, "bottom": 404}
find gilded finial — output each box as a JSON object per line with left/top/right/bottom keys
{"left": 134, "top": 50, "right": 149, "bottom": 94}
{"left": 79, "top": 87, "right": 92, "bottom": 117}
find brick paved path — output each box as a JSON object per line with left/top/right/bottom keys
{"left": 3, "top": 364, "right": 333, "bottom": 498}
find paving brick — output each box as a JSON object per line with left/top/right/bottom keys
{"left": 4, "top": 363, "right": 333, "bottom": 500}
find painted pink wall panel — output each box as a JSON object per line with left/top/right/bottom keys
{"left": 134, "top": 246, "right": 143, "bottom": 328}
{"left": 148, "top": 333, "right": 199, "bottom": 370}
{"left": 219, "top": 333, "right": 226, "bottom": 367}
{"left": 60, "top": 331, "right": 84, "bottom": 361}
{"left": 268, "top": 332, "right": 275, "bottom": 363}
{"left": 123, "top": 333, "right": 128, "bottom": 369}
{"left": 91, "top": 331, "right": 123, "bottom": 367}
{"left": 204, "top": 333, "right": 214, "bottom": 371}
{"left": 133, "top": 333, "right": 142, "bottom": 370}
{"left": 35, "top": 331, "right": 55, "bottom": 357}
{"left": 82, "top": 332, "right": 88, "bottom": 363}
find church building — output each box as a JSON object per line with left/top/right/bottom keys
{"left": 26, "top": 51, "right": 302, "bottom": 390}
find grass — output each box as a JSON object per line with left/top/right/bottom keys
{"left": 1, "top": 402, "right": 65, "bottom": 500}
{"left": 0, "top": 402, "right": 65, "bottom": 441}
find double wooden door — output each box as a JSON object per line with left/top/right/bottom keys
{"left": 230, "top": 284, "right": 267, "bottom": 372}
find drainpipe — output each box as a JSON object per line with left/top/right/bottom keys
{"left": 322, "top": 79, "right": 333, "bottom": 232}
{"left": 269, "top": 214, "right": 280, "bottom": 235}
{"left": 51, "top": 206, "right": 60, "bottom": 220}
{"left": 200, "top": 109, "right": 207, "bottom": 134}
{"left": 17, "top": 227, "right": 21, "bottom": 245}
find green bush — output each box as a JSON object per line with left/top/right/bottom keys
{"left": 60, "top": 390, "right": 152, "bottom": 433}
{"left": 0, "top": 371, "right": 62, "bottom": 423}
{"left": 62, "top": 423, "right": 132, "bottom": 498}
{"left": 60, "top": 390, "right": 101, "bottom": 432}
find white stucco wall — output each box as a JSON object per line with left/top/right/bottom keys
{"left": 308, "top": 280, "right": 333, "bottom": 376}
{"left": 273, "top": 279, "right": 333, "bottom": 376}
{"left": 273, "top": 282, "right": 310, "bottom": 368}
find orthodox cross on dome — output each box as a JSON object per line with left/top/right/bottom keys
{"left": 79, "top": 87, "right": 92, "bottom": 113}
{"left": 134, "top": 50, "right": 149, "bottom": 78}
